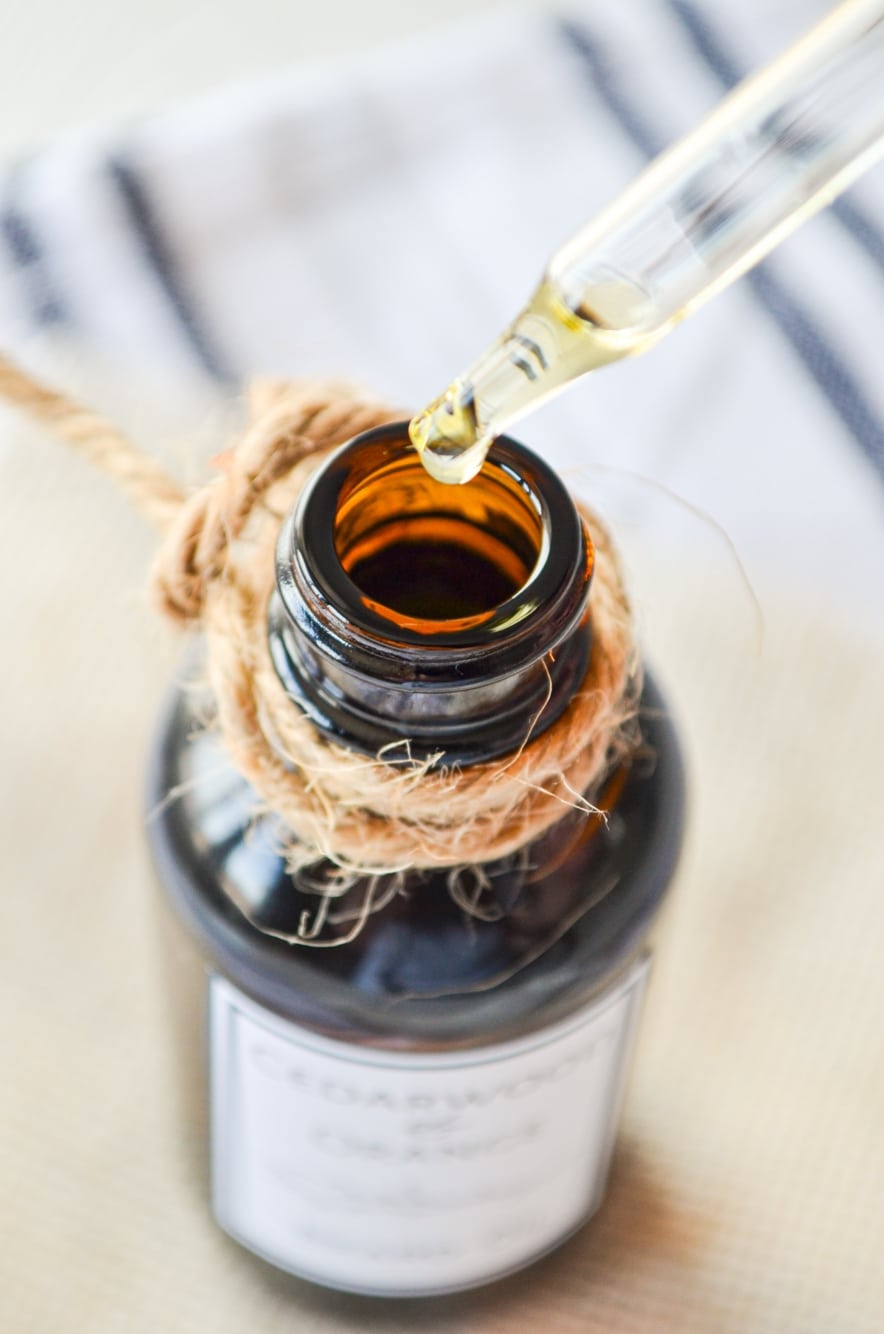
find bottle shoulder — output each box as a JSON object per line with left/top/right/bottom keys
{"left": 146, "top": 669, "right": 685, "bottom": 1046}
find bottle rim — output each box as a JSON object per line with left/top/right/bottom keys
{"left": 277, "top": 422, "right": 592, "bottom": 663}
{"left": 270, "top": 423, "right": 594, "bottom": 758}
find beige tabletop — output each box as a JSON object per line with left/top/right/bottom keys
{"left": 1, "top": 371, "right": 882, "bottom": 1333}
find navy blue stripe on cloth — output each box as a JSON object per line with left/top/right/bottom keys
{"left": 668, "top": 0, "right": 884, "bottom": 274}
{"left": 558, "top": 17, "right": 884, "bottom": 485}
{"left": 0, "top": 196, "right": 67, "bottom": 327}
{"left": 107, "top": 157, "right": 233, "bottom": 383}
{"left": 559, "top": 20, "right": 659, "bottom": 160}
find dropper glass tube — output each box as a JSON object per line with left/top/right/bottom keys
{"left": 409, "top": 0, "right": 884, "bottom": 484}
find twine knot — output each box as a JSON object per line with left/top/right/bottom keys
{"left": 144, "top": 380, "right": 642, "bottom": 880}
{"left": 0, "top": 350, "right": 642, "bottom": 894}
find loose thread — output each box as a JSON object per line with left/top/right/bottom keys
{"left": 562, "top": 459, "right": 765, "bottom": 652}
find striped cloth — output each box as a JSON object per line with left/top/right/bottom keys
{"left": 1, "top": 1, "right": 882, "bottom": 604}
{"left": 1, "top": 4, "right": 883, "bottom": 1333}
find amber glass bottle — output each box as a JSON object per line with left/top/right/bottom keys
{"left": 147, "top": 424, "right": 684, "bottom": 1297}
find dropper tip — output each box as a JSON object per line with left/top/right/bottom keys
{"left": 408, "top": 382, "right": 490, "bottom": 485}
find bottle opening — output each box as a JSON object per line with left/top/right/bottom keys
{"left": 332, "top": 442, "right": 544, "bottom": 628}
{"left": 348, "top": 538, "right": 520, "bottom": 620}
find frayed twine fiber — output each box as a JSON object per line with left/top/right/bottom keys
{"left": 0, "top": 354, "right": 640, "bottom": 877}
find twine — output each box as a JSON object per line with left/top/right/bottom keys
{"left": 0, "top": 352, "right": 640, "bottom": 884}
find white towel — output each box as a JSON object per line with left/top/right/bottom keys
{"left": 1, "top": 1, "right": 882, "bottom": 603}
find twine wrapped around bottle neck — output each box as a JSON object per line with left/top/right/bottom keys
{"left": 0, "top": 354, "right": 640, "bottom": 878}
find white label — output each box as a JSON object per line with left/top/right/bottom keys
{"left": 209, "top": 958, "right": 649, "bottom": 1296}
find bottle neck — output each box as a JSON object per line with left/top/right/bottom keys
{"left": 268, "top": 424, "right": 593, "bottom": 765}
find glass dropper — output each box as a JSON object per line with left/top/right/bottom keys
{"left": 409, "top": 0, "right": 884, "bottom": 484}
